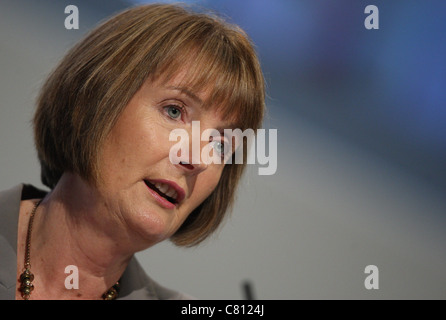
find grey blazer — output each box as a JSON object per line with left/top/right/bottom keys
{"left": 0, "top": 184, "right": 194, "bottom": 300}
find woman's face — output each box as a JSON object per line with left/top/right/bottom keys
{"left": 97, "top": 72, "right": 233, "bottom": 247}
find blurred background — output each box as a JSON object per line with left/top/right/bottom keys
{"left": 1, "top": 0, "right": 445, "bottom": 299}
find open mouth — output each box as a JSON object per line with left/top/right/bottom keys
{"left": 144, "top": 179, "right": 180, "bottom": 205}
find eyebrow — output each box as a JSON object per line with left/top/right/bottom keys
{"left": 166, "top": 86, "right": 203, "bottom": 105}
{"left": 167, "top": 85, "right": 239, "bottom": 131}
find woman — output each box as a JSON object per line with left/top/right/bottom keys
{"left": 0, "top": 3, "right": 265, "bottom": 299}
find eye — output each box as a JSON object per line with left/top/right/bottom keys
{"left": 164, "top": 105, "right": 183, "bottom": 120}
{"left": 213, "top": 141, "right": 225, "bottom": 155}
{"left": 210, "top": 140, "right": 231, "bottom": 161}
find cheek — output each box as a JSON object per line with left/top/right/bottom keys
{"left": 137, "top": 124, "right": 170, "bottom": 161}
{"left": 192, "top": 167, "right": 224, "bottom": 204}
{"left": 102, "top": 117, "right": 171, "bottom": 169}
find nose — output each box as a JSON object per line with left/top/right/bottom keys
{"left": 177, "top": 160, "right": 208, "bottom": 175}
{"left": 169, "top": 137, "right": 208, "bottom": 175}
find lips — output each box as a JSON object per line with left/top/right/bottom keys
{"left": 144, "top": 179, "right": 185, "bottom": 209}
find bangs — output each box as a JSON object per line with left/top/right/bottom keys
{"left": 151, "top": 19, "right": 265, "bottom": 131}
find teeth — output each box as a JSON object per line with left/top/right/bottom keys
{"left": 155, "top": 182, "right": 168, "bottom": 194}
{"left": 152, "top": 181, "right": 177, "bottom": 201}
{"left": 165, "top": 188, "right": 176, "bottom": 198}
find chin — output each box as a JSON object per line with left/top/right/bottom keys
{"left": 130, "top": 206, "right": 178, "bottom": 245}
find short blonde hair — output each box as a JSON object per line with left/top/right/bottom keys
{"left": 34, "top": 3, "right": 265, "bottom": 246}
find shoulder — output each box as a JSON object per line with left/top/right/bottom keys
{"left": 0, "top": 183, "right": 48, "bottom": 207}
{"left": 0, "top": 184, "right": 25, "bottom": 298}
{"left": 0, "top": 183, "right": 48, "bottom": 238}
{"left": 0, "top": 183, "right": 26, "bottom": 248}
{"left": 0, "top": 183, "right": 49, "bottom": 299}
{"left": 118, "top": 256, "right": 196, "bottom": 300}
{"left": 0, "top": 183, "right": 48, "bottom": 254}
{"left": 0, "top": 184, "right": 24, "bottom": 213}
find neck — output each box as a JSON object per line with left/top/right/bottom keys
{"left": 24, "top": 173, "right": 136, "bottom": 299}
